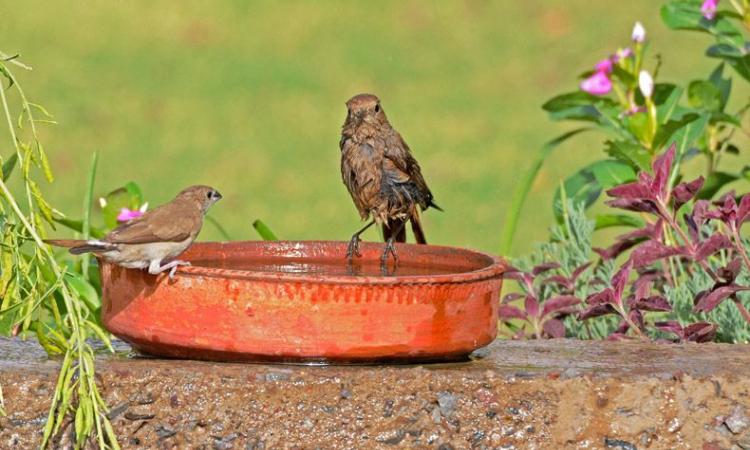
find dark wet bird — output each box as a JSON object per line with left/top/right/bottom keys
{"left": 340, "top": 93, "right": 440, "bottom": 264}
{"left": 46, "top": 185, "right": 222, "bottom": 279}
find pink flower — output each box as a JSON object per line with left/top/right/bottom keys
{"left": 631, "top": 22, "right": 646, "bottom": 43}
{"left": 701, "top": 0, "right": 719, "bottom": 20}
{"left": 595, "top": 58, "right": 613, "bottom": 74}
{"left": 117, "top": 207, "right": 144, "bottom": 222}
{"left": 623, "top": 105, "right": 647, "bottom": 116}
{"left": 581, "top": 71, "right": 612, "bottom": 96}
{"left": 614, "top": 47, "right": 634, "bottom": 62}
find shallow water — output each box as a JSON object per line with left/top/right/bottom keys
{"left": 0, "top": 337, "right": 133, "bottom": 365}
{"left": 189, "top": 259, "right": 472, "bottom": 277}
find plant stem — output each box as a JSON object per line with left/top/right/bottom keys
{"left": 731, "top": 225, "right": 750, "bottom": 274}
{"left": 727, "top": 225, "right": 750, "bottom": 328}
{"left": 617, "top": 305, "right": 646, "bottom": 338}
{"left": 730, "top": 0, "right": 745, "bottom": 14}
{"left": 81, "top": 152, "right": 98, "bottom": 280}
{"left": 733, "top": 297, "right": 750, "bottom": 326}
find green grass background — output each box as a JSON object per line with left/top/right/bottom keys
{"left": 2, "top": 1, "right": 733, "bottom": 256}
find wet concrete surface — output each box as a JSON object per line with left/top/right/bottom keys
{"left": 1, "top": 338, "right": 750, "bottom": 449}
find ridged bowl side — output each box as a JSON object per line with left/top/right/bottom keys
{"left": 100, "top": 241, "right": 506, "bottom": 363}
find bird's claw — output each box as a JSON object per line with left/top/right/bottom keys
{"left": 167, "top": 260, "right": 191, "bottom": 280}
{"left": 346, "top": 235, "right": 362, "bottom": 260}
{"left": 380, "top": 240, "right": 398, "bottom": 272}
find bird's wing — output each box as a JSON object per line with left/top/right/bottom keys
{"left": 105, "top": 200, "right": 198, "bottom": 244}
{"left": 340, "top": 137, "right": 384, "bottom": 217}
{"left": 383, "top": 132, "right": 434, "bottom": 206}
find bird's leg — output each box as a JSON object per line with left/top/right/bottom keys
{"left": 149, "top": 259, "right": 192, "bottom": 279}
{"left": 380, "top": 220, "right": 407, "bottom": 271}
{"left": 346, "top": 220, "right": 375, "bottom": 260}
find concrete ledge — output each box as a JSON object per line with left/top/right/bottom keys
{"left": 1, "top": 338, "right": 749, "bottom": 449}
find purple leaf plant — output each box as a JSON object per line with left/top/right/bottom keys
{"left": 502, "top": 143, "right": 750, "bottom": 341}
{"left": 500, "top": 262, "right": 584, "bottom": 339}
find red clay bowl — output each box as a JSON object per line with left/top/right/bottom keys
{"left": 100, "top": 240, "right": 506, "bottom": 363}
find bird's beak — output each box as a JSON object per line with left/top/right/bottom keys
{"left": 214, "top": 191, "right": 223, "bottom": 201}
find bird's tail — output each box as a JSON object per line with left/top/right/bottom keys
{"left": 427, "top": 200, "right": 443, "bottom": 212}
{"left": 44, "top": 239, "right": 114, "bottom": 255}
{"left": 410, "top": 212, "right": 427, "bottom": 244}
{"left": 382, "top": 219, "right": 407, "bottom": 243}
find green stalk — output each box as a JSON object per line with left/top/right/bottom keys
{"left": 206, "top": 214, "right": 232, "bottom": 241}
{"left": 81, "top": 152, "right": 98, "bottom": 280}
{"left": 253, "top": 219, "right": 279, "bottom": 241}
{"left": 0, "top": 57, "right": 119, "bottom": 449}
{"left": 499, "top": 128, "right": 591, "bottom": 255}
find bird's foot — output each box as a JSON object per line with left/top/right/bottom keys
{"left": 346, "top": 234, "right": 363, "bottom": 260}
{"left": 149, "top": 259, "right": 191, "bottom": 280}
{"left": 168, "top": 260, "right": 191, "bottom": 280}
{"left": 379, "top": 240, "right": 398, "bottom": 273}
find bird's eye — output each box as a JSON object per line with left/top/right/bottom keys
{"left": 374, "top": 104, "right": 380, "bottom": 112}
{"left": 206, "top": 191, "right": 213, "bottom": 199}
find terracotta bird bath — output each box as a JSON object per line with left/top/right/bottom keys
{"left": 100, "top": 241, "right": 506, "bottom": 363}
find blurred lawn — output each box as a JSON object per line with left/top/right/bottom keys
{"left": 2, "top": 1, "right": 735, "bottom": 256}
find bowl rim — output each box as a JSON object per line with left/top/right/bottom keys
{"left": 174, "top": 240, "right": 507, "bottom": 286}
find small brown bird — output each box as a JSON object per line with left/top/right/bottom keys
{"left": 46, "top": 185, "right": 222, "bottom": 279}
{"left": 340, "top": 93, "right": 440, "bottom": 264}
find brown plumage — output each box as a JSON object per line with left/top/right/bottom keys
{"left": 340, "top": 93, "right": 440, "bottom": 263}
{"left": 46, "top": 185, "right": 222, "bottom": 278}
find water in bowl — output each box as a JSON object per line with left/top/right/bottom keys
{"left": 189, "top": 258, "right": 472, "bottom": 277}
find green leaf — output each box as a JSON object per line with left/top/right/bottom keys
{"left": 687, "top": 80, "right": 722, "bottom": 111}
{"left": 123, "top": 181, "right": 143, "bottom": 203}
{"left": 661, "top": 113, "right": 709, "bottom": 156}
{"left": 542, "top": 92, "right": 604, "bottom": 123}
{"left": 706, "top": 45, "right": 750, "bottom": 82}
{"left": 553, "top": 160, "right": 635, "bottom": 222}
{"left": 594, "top": 214, "right": 645, "bottom": 230}
{"left": 542, "top": 91, "right": 601, "bottom": 114}
{"left": 611, "top": 65, "right": 635, "bottom": 86}
{"left": 542, "top": 92, "right": 625, "bottom": 135}
{"left": 1, "top": 153, "right": 17, "bottom": 181}
{"left": 698, "top": 171, "right": 739, "bottom": 199}
{"left": 661, "top": 2, "right": 744, "bottom": 46}
{"left": 653, "top": 113, "right": 701, "bottom": 150}
{"left": 64, "top": 271, "right": 101, "bottom": 316}
{"left": 661, "top": 1, "right": 706, "bottom": 30}
{"left": 708, "top": 63, "right": 732, "bottom": 110}
{"left": 0, "top": 305, "right": 19, "bottom": 336}
{"left": 252, "top": 219, "right": 279, "bottom": 241}
{"left": 498, "top": 128, "right": 591, "bottom": 255}
{"left": 592, "top": 101, "right": 631, "bottom": 137}
{"left": 710, "top": 111, "right": 741, "bottom": 126}
{"left": 625, "top": 112, "right": 651, "bottom": 144}
{"left": 588, "top": 159, "right": 637, "bottom": 188}
{"left": 553, "top": 167, "right": 600, "bottom": 221}
{"left": 654, "top": 84, "right": 684, "bottom": 124}
{"left": 604, "top": 140, "right": 652, "bottom": 172}
{"left": 706, "top": 43, "right": 745, "bottom": 58}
